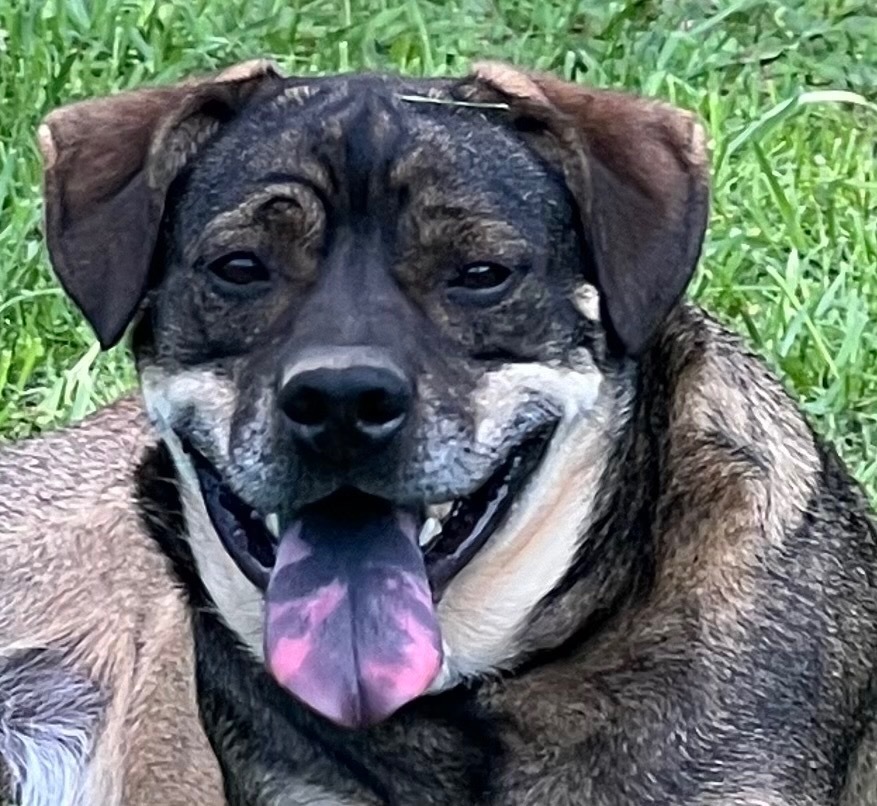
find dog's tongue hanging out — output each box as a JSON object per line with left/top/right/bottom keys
{"left": 264, "top": 492, "right": 442, "bottom": 728}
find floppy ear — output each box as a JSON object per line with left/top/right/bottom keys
{"left": 459, "top": 62, "right": 710, "bottom": 356}
{"left": 38, "top": 59, "right": 283, "bottom": 348}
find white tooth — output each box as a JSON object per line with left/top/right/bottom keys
{"left": 427, "top": 502, "right": 454, "bottom": 522}
{"left": 419, "top": 516, "right": 442, "bottom": 547}
{"left": 265, "top": 512, "right": 280, "bottom": 538}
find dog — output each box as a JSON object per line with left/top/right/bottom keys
{"left": 2, "top": 57, "right": 877, "bottom": 805}
{"left": 0, "top": 398, "right": 225, "bottom": 806}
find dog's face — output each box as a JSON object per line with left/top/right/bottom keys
{"left": 39, "top": 61, "right": 708, "bottom": 728}
{"left": 146, "top": 72, "right": 591, "bottom": 511}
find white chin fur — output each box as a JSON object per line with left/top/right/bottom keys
{"left": 164, "top": 429, "right": 266, "bottom": 662}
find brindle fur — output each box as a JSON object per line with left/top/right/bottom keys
{"left": 1, "top": 59, "right": 876, "bottom": 805}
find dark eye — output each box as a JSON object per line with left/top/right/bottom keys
{"left": 451, "top": 263, "right": 512, "bottom": 290}
{"left": 206, "top": 252, "right": 271, "bottom": 289}
{"left": 447, "top": 263, "right": 514, "bottom": 305}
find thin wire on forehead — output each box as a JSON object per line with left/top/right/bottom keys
{"left": 396, "top": 94, "right": 510, "bottom": 111}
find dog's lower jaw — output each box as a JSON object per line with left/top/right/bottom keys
{"left": 166, "top": 434, "right": 463, "bottom": 701}
{"left": 140, "top": 368, "right": 268, "bottom": 661}
{"left": 152, "top": 427, "right": 462, "bottom": 705}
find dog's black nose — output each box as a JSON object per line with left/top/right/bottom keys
{"left": 279, "top": 362, "right": 413, "bottom": 460}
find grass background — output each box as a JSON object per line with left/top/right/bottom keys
{"left": 0, "top": 0, "right": 874, "bottom": 500}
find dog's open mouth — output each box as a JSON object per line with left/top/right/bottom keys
{"left": 184, "top": 422, "right": 554, "bottom": 728}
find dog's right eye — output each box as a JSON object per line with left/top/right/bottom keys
{"left": 206, "top": 252, "right": 271, "bottom": 289}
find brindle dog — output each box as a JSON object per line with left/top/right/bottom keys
{"left": 2, "top": 59, "right": 876, "bottom": 805}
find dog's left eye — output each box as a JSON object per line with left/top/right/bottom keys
{"left": 453, "top": 263, "right": 511, "bottom": 290}
{"left": 448, "top": 263, "right": 513, "bottom": 303}
{"left": 206, "top": 252, "right": 271, "bottom": 288}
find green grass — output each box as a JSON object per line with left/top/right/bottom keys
{"left": 0, "top": 0, "right": 875, "bottom": 500}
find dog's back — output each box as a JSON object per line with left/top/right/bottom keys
{"left": 0, "top": 398, "right": 224, "bottom": 806}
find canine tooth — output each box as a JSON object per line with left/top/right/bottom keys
{"left": 265, "top": 512, "right": 280, "bottom": 538}
{"left": 427, "top": 502, "right": 454, "bottom": 522}
{"left": 419, "top": 517, "right": 443, "bottom": 547}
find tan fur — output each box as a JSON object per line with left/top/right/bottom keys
{"left": 0, "top": 400, "right": 224, "bottom": 805}
{"left": 438, "top": 360, "right": 618, "bottom": 680}
{"left": 655, "top": 318, "right": 820, "bottom": 624}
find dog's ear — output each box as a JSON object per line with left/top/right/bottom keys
{"left": 38, "top": 59, "right": 283, "bottom": 348}
{"left": 459, "top": 62, "right": 709, "bottom": 356}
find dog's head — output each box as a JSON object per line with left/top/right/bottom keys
{"left": 39, "top": 61, "right": 708, "bottom": 728}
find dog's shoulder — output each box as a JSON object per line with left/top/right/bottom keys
{"left": 0, "top": 396, "right": 225, "bottom": 806}
{"left": 656, "top": 302, "right": 824, "bottom": 488}
{"left": 0, "top": 394, "right": 154, "bottom": 527}
{"left": 650, "top": 301, "right": 877, "bottom": 651}
{"left": 656, "top": 301, "right": 874, "bottom": 546}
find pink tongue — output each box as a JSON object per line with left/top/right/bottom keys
{"left": 264, "top": 496, "right": 442, "bottom": 728}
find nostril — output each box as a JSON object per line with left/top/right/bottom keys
{"left": 357, "top": 389, "right": 406, "bottom": 427}
{"left": 279, "top": 360, "right": 412, "bottom": 449}
{"left": 284, "top": 385, "right": 329, "bottom": 427}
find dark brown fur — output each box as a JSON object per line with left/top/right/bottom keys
{"left": 132, "top": 302, "right": 877, "bottom": 805}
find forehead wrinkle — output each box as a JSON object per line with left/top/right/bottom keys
{"left": 182, "top": 182, "right": 318, "bottom": 260}
{"left": 393, "top": 166, "right": 552, "bottom": 257}
{"left": 272, "top": 91, "right": 408, "bottom": 216}
{"left": 409, "top": 193, "right": 531, "bottom": 244}
{"left": 252, "top": 153, "right": 333, "bottom": 190}
{"left": 305, "top": 92, "right": 410, "bottom": 226}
